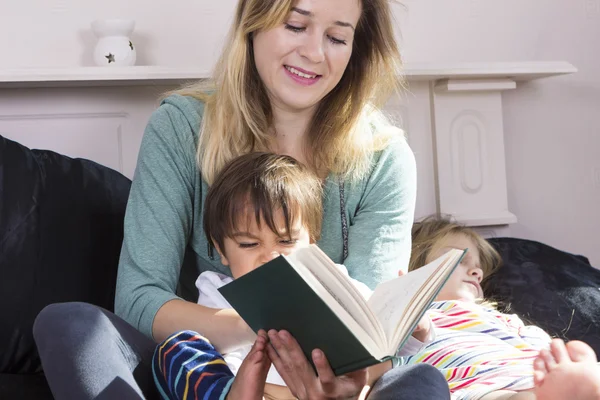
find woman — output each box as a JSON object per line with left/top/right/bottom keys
{"left": 33, "top": 0, "right": 450, "bottom": 399}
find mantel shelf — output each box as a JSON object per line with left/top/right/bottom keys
{"left": 0, "top": 61, "right": 577, "bottom": 89}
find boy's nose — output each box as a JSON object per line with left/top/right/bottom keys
{"left": 260, "top": 250, "right": 281, "bottom": 264}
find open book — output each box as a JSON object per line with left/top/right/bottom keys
{"left": 219, "top": 245, "right": 466, "bottom": 375}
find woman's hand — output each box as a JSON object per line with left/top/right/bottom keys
{"left": 266, "top": 330, "right": 367, "bottom": 400}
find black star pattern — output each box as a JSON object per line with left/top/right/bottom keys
{"left": 129, "top": 41, "right": 134, "bottom": 50}
{"left": 105, "top": 53, "right": 115, "bottom": 63}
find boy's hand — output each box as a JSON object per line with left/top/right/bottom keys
{"left": 266, "top": 329, "right": 367, "bottom": 400}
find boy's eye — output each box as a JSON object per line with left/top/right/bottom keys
{"left": 238, "top": 242, "right": 258, "bottom": 249}
{"left": 280, "top": 239, "right": 299, "bottom": 246}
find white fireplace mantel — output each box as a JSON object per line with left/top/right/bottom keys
{"left": 0, "top": 61, "right": 576, "bottom": 88}
{"left": 0, "top": 61, "right": 577, "bottom": 230}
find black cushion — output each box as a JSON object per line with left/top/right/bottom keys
{"left": 0, "top": 373, "right": 53, "bottom": 399}
{"left": 484, "top": 237, "right": 600, "bottom": 355}
{"left": 0, "top": 135, "right": 131, "bottom": 374}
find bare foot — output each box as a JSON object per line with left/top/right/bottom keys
{"left": 226, "top": 331, "right": 271, "bottom": 400}
{"left": 533, "top": 339, "right": 600, "bottom": 400}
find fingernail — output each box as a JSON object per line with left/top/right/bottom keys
{"left": 313, "top": 350, "right": 322, "bottom": 359}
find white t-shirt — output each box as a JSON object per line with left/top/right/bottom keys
{"left": 195, "top": 266, "right": 431, "bottom": 386}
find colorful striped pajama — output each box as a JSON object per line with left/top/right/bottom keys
{"left": 399, "top": 300, "right": 552, "bottom": 400}
{"left": 153, "top": 330, "right": 235, "bottom": 400}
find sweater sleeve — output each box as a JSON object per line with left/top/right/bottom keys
{"left": 344, "top": 136, "right": 417, "bottom": 288}
{"left": 115, "top": 100, "right": 200, "bottom": 339}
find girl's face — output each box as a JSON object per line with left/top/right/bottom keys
{"left": 252, "top": 0, "right": 361, "bottom": 114}
{"left": 429, "top": 234, "right": 484, "bottom": 302}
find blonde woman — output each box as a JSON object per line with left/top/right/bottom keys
{"left": 33, "top": 0, "right": 449, "bottom": 399}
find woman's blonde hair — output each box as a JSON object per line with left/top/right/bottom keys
{"left": 173, "top": 0, "right": 404, "bottom": 184}
{"left": 409, "top": 216, "right": 502, "bottom": 280}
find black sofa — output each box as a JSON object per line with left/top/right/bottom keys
{"left": 0, "top": 135, "right": 130, "bottom": 398}
{"left": 1, "top": 134, "right": 599, "bottom": 399}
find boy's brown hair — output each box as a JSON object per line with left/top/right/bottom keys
{"left": 203, "top": 152, "right": 323, "bottom": 256}
{"left": 409, "top": 215, "right": 502, "bottom": 280}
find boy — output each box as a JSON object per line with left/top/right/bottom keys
{"left": 153, "top": 152, "right": 433, "bottom": 400}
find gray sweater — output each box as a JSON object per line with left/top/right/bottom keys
{"left": 115, "top": 94, "right": 417, "bottom": 338}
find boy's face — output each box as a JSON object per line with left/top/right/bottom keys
{"left": 216, "top": 208, "right": 311, "bottom": 279}
{"left": 429, "top": 234, "right": 484, "bottom": 302}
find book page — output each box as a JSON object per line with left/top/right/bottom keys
{"left": 285, "top": 248, "right": 387, "bottom": 359}
{"left": 309, "top": 247, "right": 386, "bottom": 345}
{"left": 367, "top": 249, "right": 465, "bottom": 353}
{"left": 286, "top": 245, "right": 386, "bottom": 351}
{"left": 390, "top": 268, "right": 451, "bottom": 349}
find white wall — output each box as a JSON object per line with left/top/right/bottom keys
{"left": 2, "top": 0, "right": 599, "bottom": 266}
{"left": 397, "top": 1, "right": 600, "bottom": 266}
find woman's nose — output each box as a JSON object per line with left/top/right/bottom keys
{"left": 299, "top": 32, "right": 325, "bottom": 64}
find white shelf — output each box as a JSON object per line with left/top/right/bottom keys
{"left": 0, "top": 61, "right": 577, "bottom": 89}
{"left": 453, "top": 212, "right": 519, "bottom": 227}
{"left": 403, "top": 61, "right": 577, "bottom": 81}
{"left": 0, "top": 66, "right": 210, "bottom": 88}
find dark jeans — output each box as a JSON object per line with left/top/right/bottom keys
{"left": 33, "top": 302, "right": 450, "bottom": 400}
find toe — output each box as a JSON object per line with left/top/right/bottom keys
{"left": 534, "top": 356, "right": 548, "bottom": 375}
{"left": 540, "top": 348, "right": 558, "bottom": 370}
{"left": 566, "top": 340, "right": 598, "bottom": 363}
{"left": 550, "top": 339, "right": 570, "bottom": 364}
{"left": 533, "top": 370, "right": 545, "bottom": 386}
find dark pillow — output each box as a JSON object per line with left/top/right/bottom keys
{"left": 484, "top": 237, "right": 600, "bottom": 356}
{"left": 0, "top": 135, "right": 131, "bottom": 374}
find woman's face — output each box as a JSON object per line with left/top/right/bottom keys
{"left": 252, "top": 0, "right": 361, "bottom": 113}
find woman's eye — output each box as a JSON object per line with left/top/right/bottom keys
{"left": 285, "top": 24, "right": 305, "bottom": 33}
{"left": 239, "top": 243, "right": 258, "bottom": 249}
{"left": 328, "top": 36, "right": 347, "bottom": 45}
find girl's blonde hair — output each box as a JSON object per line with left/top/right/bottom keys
{"left": 172, "top": 0, "right": 404, "bottom": 184}
{"left": 409, "top": 216, "right": 502, "bottom": 280}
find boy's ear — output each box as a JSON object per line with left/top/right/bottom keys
{"left": 212, "top": 240, "right": 229, "bottom": 266}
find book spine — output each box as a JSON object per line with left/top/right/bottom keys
{"left": 334, "top": 356, "right": 390, "bottom": 376}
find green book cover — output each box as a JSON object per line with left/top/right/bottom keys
{"left": 218, "top": 256, "right": 382, "bottom": 375}
{"left": 219, "top": 246, "right": 466, "bottom": 376}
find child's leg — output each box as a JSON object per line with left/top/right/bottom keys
{"left": 153, "top": 330, "right": 235, "bottom": 400}
{"left": 153, "top": 330, "right": 271, "bottom": 400}
{"left": 532, "top": 339, "right": 600, "bottom": 400}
